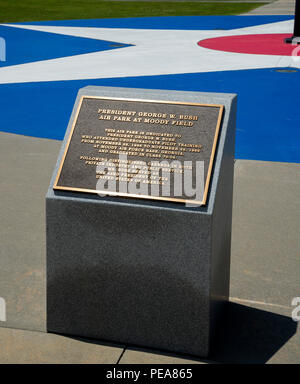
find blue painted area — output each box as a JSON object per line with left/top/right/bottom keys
{"left": 0, "top": 68, "right": 299, "bottom": 163}
{"left": 0, "top": 25, "right": 132, "bottom": 67}
{"left": 13, "top": 15, "right": 293, "bottom": 30}
{"left": 0, "top": 16, "right": 298, "bottom": 163}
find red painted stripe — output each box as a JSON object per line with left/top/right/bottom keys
{"left": 198, "top": 34, "right": 297, "bottom": 56}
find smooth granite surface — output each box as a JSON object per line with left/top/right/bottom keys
{"left": 46, "top": 86, "right": 236, "bottom": 357}
{"left": 0, "top": 129, "right": 298, "bottom": 363}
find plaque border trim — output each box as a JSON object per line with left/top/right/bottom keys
{"left": 53, "top": 95, "right": 224, "bottom": 206}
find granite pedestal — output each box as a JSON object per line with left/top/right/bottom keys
{"left": 46, "top": 86, "right": 236, "bottom": 357}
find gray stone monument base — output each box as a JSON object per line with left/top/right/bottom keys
{"left": 46, "top": 86, "right": 236, "bottom": 357}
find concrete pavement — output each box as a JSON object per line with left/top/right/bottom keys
{"left": 244, "top": 0, "right": 296, "bottom": 14}
{"left": 0, "top": 131, "right": 299, "bottom": 364}
{"left": 0, "top": 6, "right": 299, "bottom": 364}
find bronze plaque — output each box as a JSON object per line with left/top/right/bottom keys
{"left": 54, "top": 96, "right": 224, "bottom": 205}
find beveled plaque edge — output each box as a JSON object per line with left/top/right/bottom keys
{"left": 53, "top": 95, "right": 224, "bottom": 206}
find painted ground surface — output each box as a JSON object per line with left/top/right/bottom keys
{"left": 0, "top": 16, "right": 299, "bottom": 163}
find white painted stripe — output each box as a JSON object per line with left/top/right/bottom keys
{"left": 230, "top": 296, "right": 291, "bottom": 310}
{"left": 0, "top": 297, "right": 6, "bottom": 322}
{"left": 0, "top": 20, "right": 296, "bottom": 85}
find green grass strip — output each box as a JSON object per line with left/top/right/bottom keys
{"left": 0, "top": 0, "right": 266, "bottom": 23}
